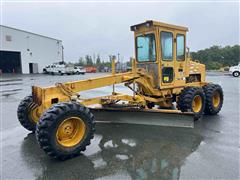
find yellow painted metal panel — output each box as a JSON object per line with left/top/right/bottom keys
{"left": 30, "top": 20, "right": 208, "bottom": 124}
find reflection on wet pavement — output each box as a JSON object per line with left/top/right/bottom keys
{"left": 20, "top": 124, "right": 202, "bottom": 180}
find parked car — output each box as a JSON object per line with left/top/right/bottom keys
{"left": 73, "top": 66, "right": 86, "bottom": 75}
{"left": 43, "top": 63, "right": 75, "bottom": 75}
{"left": 229, "top": 63, "right": 240, "bottom": 77}
{"left": 85, "top": 66, "right": 97, "bottom": 73}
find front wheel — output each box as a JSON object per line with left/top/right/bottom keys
{"left": 36, "top": 102, "right": 95, "bottom": 160}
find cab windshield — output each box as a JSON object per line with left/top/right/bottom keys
{"left": 136, "top": 34, "right": 156, "bottom": 62}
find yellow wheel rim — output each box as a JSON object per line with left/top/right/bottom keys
{"left": 56, "top": 117, "right": 86, "bottom": 147}
{"left": 28, "top": 104, "right": 39, "bottom": 123}
{"left": 192, "top": 95, "right": 202, "bottom": 113}
{"left": 212, "top": 91, "right": 221, "bottom": 108}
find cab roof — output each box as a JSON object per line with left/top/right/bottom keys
{"left": 130, "top": 20, "right": 188, "bottom": 32}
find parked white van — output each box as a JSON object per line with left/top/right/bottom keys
{"left": 73, "top": 66, "right": 86, "bottom": 75}
{"left": 229, "top": 63, "right": 240, "bottom": 77}
{"left": 43, "top": 63, "right": 74, "bottom": 75}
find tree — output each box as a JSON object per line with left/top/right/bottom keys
{"left": 85, "top": 55, "right": 93, "bottom": 66}
{"left": 126, "top": 58, "right": 133, "bottom": 67}
{"left": 96, "top": 55, "right": 101, "bottom": 65}
{"left": 77, "top": 57, "right": 85, "bottom": 66}
{"left": 191, "top": 45, "right": 240, "bottom": 70}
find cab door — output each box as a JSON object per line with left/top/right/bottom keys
{"left": 135, "top": 31, "right": 160, "bottom": 88}
{"left": 159, "top": 29, "right": 175, "bottom": 87}
{"left": 174, "top": 31, "right": 186, "bottom": 86}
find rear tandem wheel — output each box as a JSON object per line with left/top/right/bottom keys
{"left": 177, "top": 87, "right": 206, "bottom": 118}
{"left": 17, "top": 95, "right": 38, "bottom": 132}
{"left": 203, "top": 84, "right": 223, "bottom": 115}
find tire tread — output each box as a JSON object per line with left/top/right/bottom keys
{"left": 36, "top": 102, "right": 95, "bottom": 160}
{"left": 203, "top": 84, "right": 223, "bottom": 115}
{"left": 177, "top": 87, "right": 205, "bottom": 116}
{"left": 17, "top": 95, "right": 36, "bottom": 131}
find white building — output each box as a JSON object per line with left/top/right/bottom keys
{"left": 0, "top": 25, "right": 63, "bottom": 74}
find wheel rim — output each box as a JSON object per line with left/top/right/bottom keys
{"left": 56, "top": 117, "right": 86, "bottom": 147}
{"left": 212, "top": 91, "right": 221, "bottom": 108}
{"left": 234, "top": 72, "right": 239, "bottom": 76}
{"left": 192, "top": 95, "right": 202, "bottom": 113}
{"left": 28, "top": 103, "right": 39, "bottom": 123}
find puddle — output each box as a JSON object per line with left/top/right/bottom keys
{"left": 0, "top": 88, "right": 22, "bottom": 93}
{"left": 1, "top": 92, "right": 18, "bottom": 97}
{"left": 116, "top": 154, "right": 129, "bottom": 160}
{"left": 104, "top": 140, "right": 119, "bottom": 148}
{"left": 0, "top": 78, "right": 23, "bottom": 82}
{"left": 121, "top": 139, "right": 136, "bottom": 147}
{"left": 92, "top": 157, "right": 107, "bottom": 169}
{"left": 0, "top": 83, "right": 23, "bottom": 86}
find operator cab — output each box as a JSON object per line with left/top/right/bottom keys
{"left": 131, "top": 20, "right": 188, "bottom": 89}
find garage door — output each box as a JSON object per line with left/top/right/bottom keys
{"left": 0, "top": 50, "right": 22, "bottom": 73}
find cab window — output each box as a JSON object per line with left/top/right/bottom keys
{"left": 177, "top": 34, "right": 185, "bottom": 60}
{"left": 136, "top": 34, "right": 156, "bottom": 62}
{"left": 161, "top": 31, "right": 173, "bottom": 61}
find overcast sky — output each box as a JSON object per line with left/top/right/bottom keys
{"left": 1, "top": 1, "right": 239, "bottom": 62}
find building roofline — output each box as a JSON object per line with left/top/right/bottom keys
{"left": 0, "top": 25, "right": 62, "bottom": 42}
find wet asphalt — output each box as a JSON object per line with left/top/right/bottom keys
{"left": 0, "top": 72, "right": 239, "bottom": 180}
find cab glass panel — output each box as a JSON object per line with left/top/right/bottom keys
{"left": 160, "top": 31, "right": 173, "bottom": 61}
{"left": 136, "top": 34, "right": 156, "bottom": 62}
{"left": 177, "top": 34, "right": 185, "bottom": 60}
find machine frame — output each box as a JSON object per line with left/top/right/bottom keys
{"left": 17, "top": 20, "right": 224, "bottom": 160}
{"left": 30, "top": 21, "right": 207, "bottom": 120}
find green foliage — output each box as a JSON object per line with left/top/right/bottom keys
{"left": 127, "top": 58, "right": 133, "bottom": 67}
{"left": 76, "top": 57, "right": 85, "bottom": 66}
{"left": 191, "top": 45, "right": 240, "bottom": 70}
{"left": 73, "top": 45, "right": 239, "bottom": 71}
{"left": 85, "top": 55, "right": 93, "bottom": 66}
{"left": 96, "top": 55, "right": 101, "bottom": 65}
{"left": 73, "top": 55, "right": 112, "bottom": 72}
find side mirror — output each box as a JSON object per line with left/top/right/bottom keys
{"left": 186, "top": 47, "right": 190, "bottom": 57}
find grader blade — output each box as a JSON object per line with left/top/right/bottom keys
{"left": 90, "top": 108, "right": 195, "bottom": 128}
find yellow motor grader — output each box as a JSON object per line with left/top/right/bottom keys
{"left": 17, "top": 20, "right": 223, "bottom": 160}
